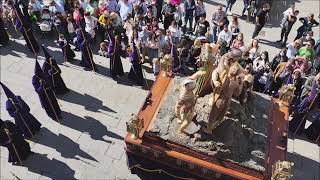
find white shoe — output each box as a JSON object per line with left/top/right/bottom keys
{"left": 227, "top": 11, "right": 232, "bottom": 15}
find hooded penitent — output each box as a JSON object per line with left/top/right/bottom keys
{"left": 41, "top": 46, "right": 69, "bottom": 94}
{"left": 0, "top": 82, "right": 41, "bottom": 138}
{"left": 13, "top": 2, "right": 40, "bottom": 54}
{"left": 32, "top": 60, "right": 62, "bottom": 121}
{"left": 128, "top": 41, "right": 144, "bottom": 86}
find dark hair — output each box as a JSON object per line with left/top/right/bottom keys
{"left": 84, "top": 12, "right": 90, "bottom": 16}
{"left": 260, "top": 51, "right": 269, "bottom": 63}
{"left": 307, "top": 40, "right": 315, "bottom": 46}
{"left": 242, "top": 51, "right": 250, "bottom": 57}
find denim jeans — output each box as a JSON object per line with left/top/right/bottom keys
{"left": 212, "top": 26, "right": 218, "bottom": 43}
{"left": 226, "top": 0, "right": 236, "bottom": 11}
{"left": 184, "top": 16, "right": 194, "bottom": 31}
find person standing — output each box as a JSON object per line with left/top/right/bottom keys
{"left": 184, "top": 0, "right": 195, "bottom": 32}
{"left": 118, "top": 0, "right": 133, "bottom": 21}
{"left": 252, "top": 3, "right": 270, "bottom": 39}
{"left": 211, "top": 5, "right": 227, "bottom": 43}
{"left": 0, "top": 119, "right": 31, "bottom": 165}
{"left": 194, "top": 0, "right": 206, "bottom": 28}
{"left": 58, "top": 34, "right": 76, "bottom": 62}
{"left": 0, "top": 15, "right": 9, "bottom": 46}
{"left": 128, "top": 40, "right": 144, "bottom": 86}
{"left": 32, "top": 60, "right": 62, "bottom": 122}
{"left": 289, "top": 73, "right": 320, "bottom": 134}
{"left": 14, "top": 3, "right": 40, "bottom": 54}
{"left": 0, "top": 82, "right": 41, "bottom": 139}
{"left": 277, "top": 10, "right": 299, "bottom": 46}
{"left": 156, "top": 0, "right": 164, "bottom": 22}
{"left": 162, "top": 0, "right": 176, "bottom": 30}
{"left": 107, "top": 30, "right": 124, "bottom": 79}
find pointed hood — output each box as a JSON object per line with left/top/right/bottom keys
{"left": 34, "top": 59, "right": 45, "bottom": 78}
{"left": 0, "top": 82, "right": 16, "bottom": 100}
{"left": 42, "top": 45, "right": 51, "bottom": 61}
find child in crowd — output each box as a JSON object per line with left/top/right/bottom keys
{"left": 98, "top": 42, "right": 108, "bottom": 57}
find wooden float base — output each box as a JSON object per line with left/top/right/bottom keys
{"left": 125, "top": 72, "right": 289, "bottom": 180}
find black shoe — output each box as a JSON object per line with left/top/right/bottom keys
{"left": 276, "top": 40, "right": 282, "bottom": 43}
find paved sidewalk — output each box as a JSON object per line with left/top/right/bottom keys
{"left": 0, "top": 0, "right": 319, "bottom": 179}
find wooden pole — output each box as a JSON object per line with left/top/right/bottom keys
{"left": 39, "top": 78, "right": 61, "bottom": 123}
{"left": 13, "top": 6, "right": 37, "bottom": 56}
{"left": 9, "top": 98, "right": 34, "bottom": 138}
{"left": 1, "top": 124, "right": 23, "bottom": 165}
{"left": 79, "top": 28, "right": 95, "bottom": 72}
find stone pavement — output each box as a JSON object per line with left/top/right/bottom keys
{"left": 0, "top": 0, "right": 319, "bottom": 179}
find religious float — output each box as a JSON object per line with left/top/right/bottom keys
{"left": 125, "top": 46, "right": 293, "bottom": 180}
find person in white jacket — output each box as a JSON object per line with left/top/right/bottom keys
{"left": 218, "top": 25, "right": 232, "bottom": 49}
{"left": 84, "top": 12, "right": 98, "bottom": 40}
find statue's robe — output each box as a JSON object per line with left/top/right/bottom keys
{"left": 194, "top": 44, "right": 219, "bottom": 97}
{"left": 0, "top": 120, "right": 31, "bottom": 164}
{"left": 42, "top": 58, "right": 69, "bottom": 95}
{"left": 207, "top": 68, "right": 242, "bottom": 132}
{"left": 6, "top": 96, "right": 41, "bottom": 138}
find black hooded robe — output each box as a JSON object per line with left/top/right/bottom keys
{"left": 0, "top": 120, "right": 31, "bottom": 164}
{"left": 0, "top": 17, "right": 9, "bottom": 46}
{"left": 42, "top": 59, "right": 69, "bottom": 95}
{"left": 32, "top": 76, "right": 62, "bottom": 121}
{"left": 6, "top": 96, "right": 41, "bottom": 138}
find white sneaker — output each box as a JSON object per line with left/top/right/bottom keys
{"left": 227, "top": 11, "right": 232, "bottom": 15}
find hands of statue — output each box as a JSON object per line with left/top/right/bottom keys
{"left": 213, "top": 81, "right": 221, "bottom": 88}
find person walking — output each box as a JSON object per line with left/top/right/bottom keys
{"left": 277, "top": 10, "right": 299, "bottom": 46}
{"left": 225, "top": 0, "right": 236, "bottom": 15}
{"left": 252, "top": 3, "right": 270, "bottom": 39}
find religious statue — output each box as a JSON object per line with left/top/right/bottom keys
{"left": 204, "top": 64, "right": 244, "bottom": 134}
{"left": 175, "top": 79, "right": 197, "bottom": 133}
{"left": 160, "top": 54, "right": 172, "bottom": 77}
{"left": 189, "top": 43, "right": 218, "bottom": 97}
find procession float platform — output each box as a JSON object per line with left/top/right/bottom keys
{"left": 125, "top": 72, "right": 289, "bottom": 180}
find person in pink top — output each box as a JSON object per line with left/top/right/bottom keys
{"left": 231, "top": 33, "right": 245, "bottom": 50}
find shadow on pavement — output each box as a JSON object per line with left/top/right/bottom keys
{"left": 61, "top": 111, "right": 123, "bottom": 143}
{"left": 203, "top": 0, "right": 225, "bottom": 7}
{"left": 116, "top": 72, "right": 155, "bottom": 91}
{"left": 57, "top": 89, "right": 116, "bottom": 113}
{"left": 34, "top": 127, "right": 97, "bottom": 162}
{"left": 259, "top": 38, "right": 282, "bottom": 48}
{"left": 16, "top": 152, "right": 76, "bottom": 179}
{"left": 287, "top": 151, "right": 319, "bottom": 180}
